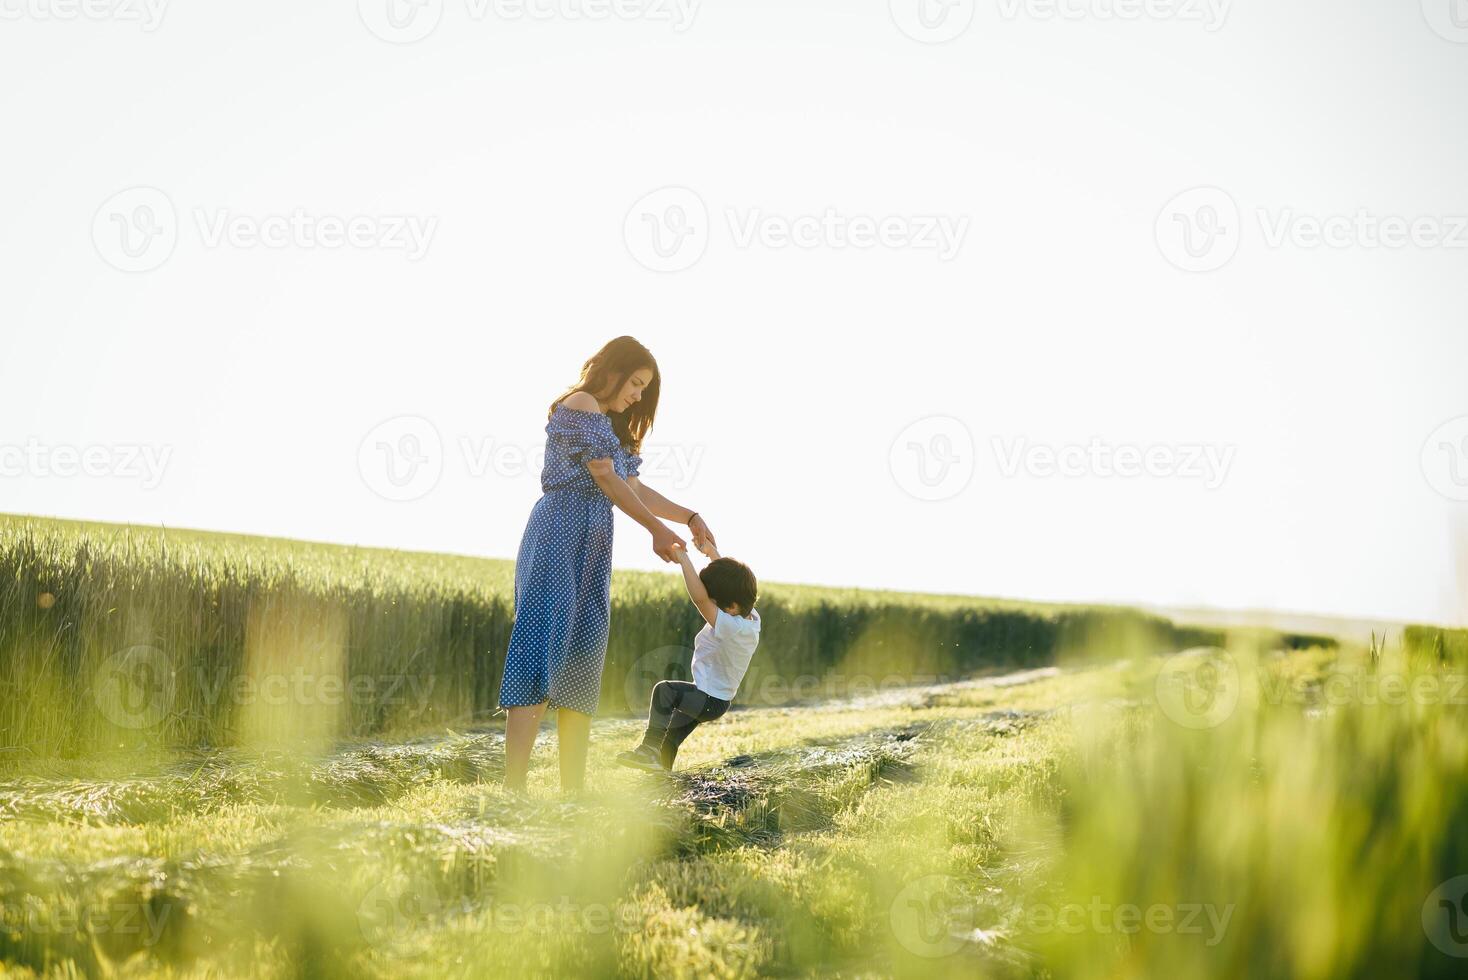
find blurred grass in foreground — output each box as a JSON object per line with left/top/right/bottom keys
{"left": 1017, "top": 632, "right": 1468, "bottom": 980}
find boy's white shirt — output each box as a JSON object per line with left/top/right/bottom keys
{"left": 691, "top": 607, "right": 761, "bottom": 701}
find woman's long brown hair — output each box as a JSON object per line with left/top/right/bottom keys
{"left": 549, "top": 336, "right": 660, "bottom": 454}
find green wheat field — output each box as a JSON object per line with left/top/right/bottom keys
{"left": 1, "top": 514, "right": 1466, "bottom": 978}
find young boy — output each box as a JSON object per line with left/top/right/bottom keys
{"left": 616, "top": 539, "right": 760, "bottom": 773}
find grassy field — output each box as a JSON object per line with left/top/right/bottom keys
{"left": 1, "top": 639, "right": 1466, "bottom": 977}
{"left": 1, "top": 515, "right": 1463, "bottom": 978}
{"left": 0, "top": 514, "right": 1310, "bottom": 758}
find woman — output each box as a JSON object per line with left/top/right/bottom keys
{"left": 497, "top": 336, "right": 717, "bottom": 793}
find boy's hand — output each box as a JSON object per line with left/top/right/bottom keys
{"left": 695, "top": 538, "right": 720, "bottom": 559}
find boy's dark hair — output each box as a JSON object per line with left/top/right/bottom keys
{"left": 700, "top": 557, "right": 758, "bottom": 616}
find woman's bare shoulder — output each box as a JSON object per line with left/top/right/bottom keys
{"left": 560, "top": 391, "right": 602, "bottom": 413}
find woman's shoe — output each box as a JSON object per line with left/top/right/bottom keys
{"left": 615, "top": 746, "right": 665, "bottom": 772}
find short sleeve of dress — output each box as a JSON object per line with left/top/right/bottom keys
{"left": 625, "top": 449, "right": 642, "bottom": 479}
{"left": 547, "top": 408, "right": 621, "bottom": 465}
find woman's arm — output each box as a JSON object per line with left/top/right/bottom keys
{"left": 587, "top": 459, "right": 685, "bottom": 561}
{"left": 626, "top": 475, "right": 695, "bottom": 524}
{"left": 628, "top": 476, "right": 718, "bottom": 550}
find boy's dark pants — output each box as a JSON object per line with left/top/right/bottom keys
{"left": 638, "top": 680, "right": 730, "bottom": 769}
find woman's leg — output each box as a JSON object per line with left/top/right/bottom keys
{"left": 557, "top": 707, "right": 593, "bottom": 792}
{"left": 503, "top": 702, "right": 547, "bottom": 791}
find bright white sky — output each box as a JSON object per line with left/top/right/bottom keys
{"left": 2, "top": 1, "right": 1465, "bottom": 626}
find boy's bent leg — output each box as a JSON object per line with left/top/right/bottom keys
{"left": 660, "top": 693, "right": 730, "bottom": 770}
{"left": 659, "top": 709, "right": 701, "bottom": 770}
{"left": 638, "top": 680, "right": 694, "bottom": 756}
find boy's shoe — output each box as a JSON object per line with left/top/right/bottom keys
{"left": 615, "top": 745, "right": 666, "bottom": 773}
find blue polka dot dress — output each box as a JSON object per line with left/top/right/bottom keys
{"left": 496, "top": 404, "right": 642, "bottom": 717}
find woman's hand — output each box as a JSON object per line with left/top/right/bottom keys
{"left": 651, "top": 523, "right": 687, "bottom": 563}
{"left": 689, "top": 514, "right": 717, "bottom": 553}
